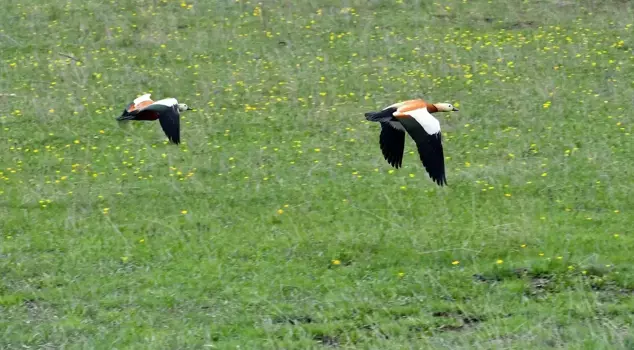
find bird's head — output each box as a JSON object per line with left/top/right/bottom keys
{"left": 433, "top": 103, "right": 459, "bottom": 112}
{"left": 177, "top": 103, "right": 193, "bottom": 112}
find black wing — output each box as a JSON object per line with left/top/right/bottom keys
{"left": 379, "top": 122, "right": 406, "bottom": 168}
{"left": 158, "top": 105, "right": 181, "bottom": 144}
{"left": 140, "top": 104, "right": 181, "bottom": 144}
{"left": 398, "top": 116, "right": 447, "bottom": 186}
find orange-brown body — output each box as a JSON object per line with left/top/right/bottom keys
{"left": 392, "top": 99, "right": 438, "bottom": 118}
{"left": 125, "top": 99, "right": 159, "bottom": 120}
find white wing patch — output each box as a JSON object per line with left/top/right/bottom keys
{"left": 152, "top": 98, "right": 178, "bottom": 107}
{"left": 133, "top": 93, "right": 152, "bottom": 105}
{"left": 403, "top": 108, "right": 441, "bottom": 135}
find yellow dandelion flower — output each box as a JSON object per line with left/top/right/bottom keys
{"left": 496, "top": 259, "right": 504, "bottom": 264}
{"left": 451, "top": 260, "right": 460, "bottom": 265}
{"left": 277, "top": 209, "right": 284, "bottom": 215}
{"left": 332, "top": 259, "right": 341, "bottom": 265}
{"left": 181, "top": 210, "right": 188, "bottom": 214}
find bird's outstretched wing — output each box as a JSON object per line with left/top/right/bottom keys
{"left": 398, "top": 115, "right": 446, "bottom": 186}
{"left": 379, "top": 122, "right": 406, "bottom": 168}
{"left": 140, "top": 103, "right": 180, "bottom": 144}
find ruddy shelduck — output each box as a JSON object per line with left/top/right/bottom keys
{"left": 365, "top": 99, "right": 459, "bottom": 186}
{"left": 116, "top": 93, "right": 192, "bottom": 144}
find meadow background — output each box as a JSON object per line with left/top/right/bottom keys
{"left": 1, "top": 0, "right": 634, "bottom": 348}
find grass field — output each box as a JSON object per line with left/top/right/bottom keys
{"left": 2, "top": 0, "right": 634, "bottom": 348}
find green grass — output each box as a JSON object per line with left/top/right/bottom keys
{"left": 2, "top": 0, "right": 634, "bottom": 348}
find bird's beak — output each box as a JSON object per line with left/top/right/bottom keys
{"left": 188, "top": 107, "right": 194, "bottom": 111}
{"left": 452, "top": 107, "right": 459, "bottom": 111}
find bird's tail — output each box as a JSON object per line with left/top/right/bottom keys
{"left": 116, "top": 110, "right": 135, "bottom": 121}
{"left": 364, "top": 108, "right": 396, "bottom": 122}
{"left": 364, "top": 111, "right": 378, "bottom": 120}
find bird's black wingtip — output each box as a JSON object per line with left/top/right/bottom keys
{"left": 383, "top": 157, "right": 401, "bottom": 169}
{"left": 435, "top": 177, "right": 448, "bottom": 187}
{"left": 427, "top": 172, "right": 447, "bottom": 187}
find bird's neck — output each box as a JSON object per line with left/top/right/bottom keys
{"left": 426, "top": 104, "right": 439, "bottom": 113}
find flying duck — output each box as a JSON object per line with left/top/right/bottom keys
{"left": 116, "top": 93, "right": 192, "bottom": 144}
{"left": 365, "top": 99, "right": 459, "bottom": 186}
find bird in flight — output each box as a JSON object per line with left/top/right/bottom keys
{"left": 116, "top": 93, "right": 192, "bottom": 144}
{"left": 365, "top": 99, "right": 459, "bottom": 186}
